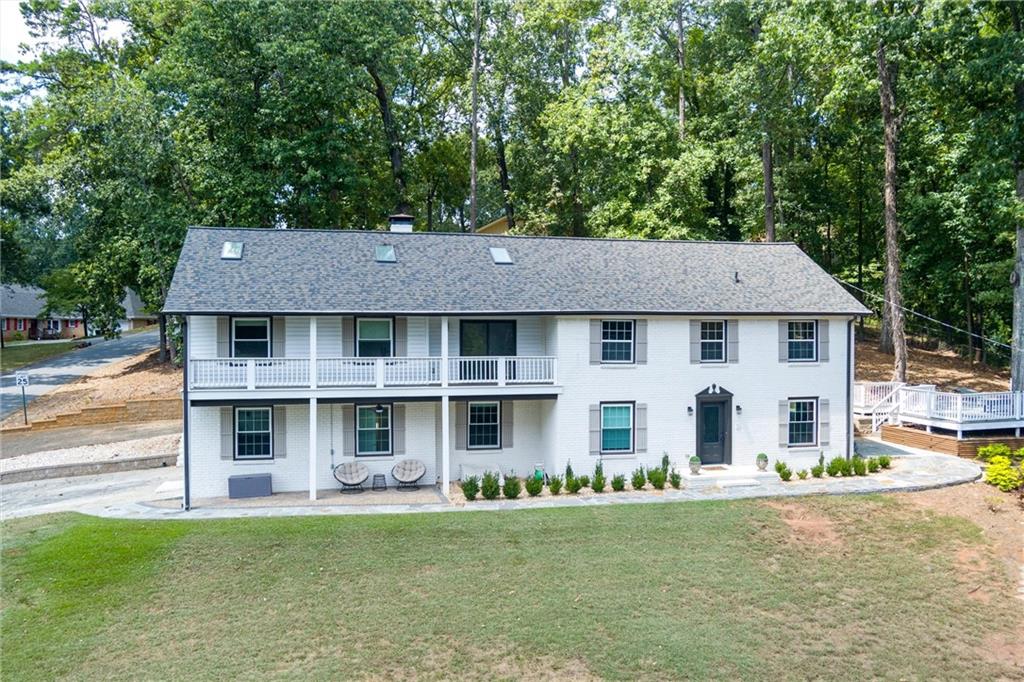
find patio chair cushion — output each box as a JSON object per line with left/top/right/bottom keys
{"left": 391, "top": 459, "right": 427, "bottom": 484}
{"left": 333, "top": 462, "right": 370, "bottom": 487}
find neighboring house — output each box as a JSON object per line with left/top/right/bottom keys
{"left": 164, "top": 221, "right": 869, "bottom": 506}
{"left": 117, "top": 288, "right": 159, "bottom": 332}
{"left": 0, "top": 284, "right": 86, "bottom": 341}
{"left": 476, "top": 216, "right": 510, "bottom": 234}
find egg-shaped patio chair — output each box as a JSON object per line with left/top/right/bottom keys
{"left": 333, "top": 461, "right": 370, "bottom": 494}
{"left": 391, "top": 459, "right": 427, "bottom": 490}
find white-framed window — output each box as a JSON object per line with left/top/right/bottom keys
{"left": 16, "top": 318, "right": 25, "bottom": 331}
{"left": 601, "top": 320, "right": 634, "bottom": 363}
{"left": 46, "top": 319, "right": 61, "bottom": 331}
{"left": 787, "top": 321, "right": 817, "bottom": 361}
{"left": 468, "top": 401, "right": 500, "bottom": 449}
{"left": 235, "top": 407, "right": 273, "bottom": 460}
{"left": 232, "top": 317, "right": 270, "bottom": 358}
{"left": 356, "top": 318, "right": 393, "bottom": 357}
{"left": 787, "top": 398, "right": 817, "bottom": 446}
{"left": 700, "top": 321, "right": 726, "bottom": 362}
{"left": 601, "top": 403, "right": 634, "bottom": 453}
{"left": 356, "top": 404, "right": 392, "bottom": 456}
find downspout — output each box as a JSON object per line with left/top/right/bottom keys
{"left": 182, "top": 315, "right": 191, "bottom": 510}
{"left": 846, "top": 318, "right": 854, "bottom": 459}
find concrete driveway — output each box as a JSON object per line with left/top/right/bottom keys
{"left": 1, "top": 466, "right": 181, "bottom": 519}
{"left": 0, "top": 330, "right": 159, "bottom": 419}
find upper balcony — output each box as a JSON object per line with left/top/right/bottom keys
{"left": 189, "top": 355, "right": 557, "bottom": 391}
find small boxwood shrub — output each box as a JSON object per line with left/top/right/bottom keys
{"left": 577, "top": 474, "right": 591, "bottom": 488}
{"left": 566, "top": 476, "right": 583, "bottom": 494}
{"left": 525, "top": 476, "right": 543, "bottom": 497}
{"left": 548, "top": 475, "right": 563, "bottom": 495}
{"left": 631, "top": 467, "right": 646, "bottom": 491}
{"left": 592, "top": 462, "right": 606, "bottom": 492}
{"left": 648, "top": 467, "right": 667, "bottom": 489}
{"left": 984, "top": 456, "right": 1024, "bottom": 492}
{"left": 461, "top": 475, "right": 480, "bottom": 501}
{"left": 797, "top": 469, "right": 808, "bottom": 480}
{"left": 611, "top": 474, "right": 626, "bottom": 491}
{"left": 502, "top": 474, "right": 522, "bottom": 499}
{"left": 779, "top": 467, "right": 793, "bottom": 481}
{"left": 669, "top": 468, "right": 682, "bottom": 489}
{"left": 826, "top": 456, "right": 847, "bottom": 477}
{"left": 976, "top": 443, "right": 1011, "bottom": 463}
{"left": 878, "top": 455, "right": 892, "bottom": 469}
{"left": 481, "top": 471, "right": 501, "bottom": 500}
{"left": 867, "top": 457, "right": 880, "bottom": 473}
{"left": 810, "top": 463, "right": 824, "bottom": 478}
{"left": 852, "top": 456, "right": 867, "bottom": 476}
{"left": 661, "top": 452, "right": 671, "bottom": 474}
{"left": 774, "top": 460, "right": 787, "bottom": 475}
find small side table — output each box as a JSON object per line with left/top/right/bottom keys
{"left": 372, "top": 473, "right": 387, "bottom": 491}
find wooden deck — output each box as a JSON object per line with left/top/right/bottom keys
{"left": 880, "top": 424, "right": 1024, "bottom": 457}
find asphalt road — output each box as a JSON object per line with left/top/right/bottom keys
{"left": 0, "top": 330, "right": 159, "bottom": 419}
{"left": 1, "top": 466, "right": 181, "bottom": 519}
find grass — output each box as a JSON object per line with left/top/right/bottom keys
{"left": 2, "top": 497, "right": 1020, "bottom": 680}
{"left": 0, "top": 341, "right": 80, "bottom": 372}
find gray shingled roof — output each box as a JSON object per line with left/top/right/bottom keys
{"left": 164, "top": 227, "right": 870, "bottom": 316}
{"left": 1, "top": 284, "right": 46, "bottom": 318}
{"left": 121, "top": 288, "right": 152, "bottom": 318}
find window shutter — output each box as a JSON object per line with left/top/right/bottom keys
{"left": 342, "top": 317, "right": 354, "bottom": 356}
{"left": 778, "top": 400, "right": 790, "bottom": 447}
{"left": 272, "top": 317, "right": 285, "bottom": 356}
{"left": 217, "top": 317, "right": 230, "bottom": 357}
{"left": 778, "top": 321, "right": 788, "bottom": 362}
{"left": 501, "top": 401, "right": 513, "bottom": 448}
{"left": 635, "top": 404, "right": 647, "bottom": 452}
{"left": 589, "top": 405, "right": 601, "bottom": 455}
{"left": 342, "top": 405, "right": 355, "bottom": 456}
{"left": 395, "top": 317, "right": 407, "bottom": 357}
{"left": 455, "top": 402, "right": 468, "bottom": 450}
{"left": 589, "top": 320, "right": 602, "bottom": 365}
{"left": 727, "top": 320, "right": 739, "bottom": 363}
{"left": 635, "top": 320, "right": 648, "bottom": 364}
{"left": 220, "top": 407, "right": 233, "bottom": 460}
{"left": 818, "top": 320, "right": 830, "bottom": 362}
{"left": 818, "top": 399, "right": 830, "bottom": 446}
{"left": 393, "top": 404, "right": 406, "bottom": 455}
{"left": 273, "top": 406, "right": 287, "bottom": 458}
{"left": 689, "top": 321, "right": 701, "bottom": 363}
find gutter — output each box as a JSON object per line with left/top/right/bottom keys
{"left": 181, "top": 315, "right": 191, "bottom": 511}
{"left": 847, "top": 318, "right": 854, "bottom": 459}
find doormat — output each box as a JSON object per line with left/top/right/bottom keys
{"left": 702, "top": 466, "right": 727, "bottom": 471}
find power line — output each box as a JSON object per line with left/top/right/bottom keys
{"left": 832, "top": 276, "right": 1017, "bottom": 353}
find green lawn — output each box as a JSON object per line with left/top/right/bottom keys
{"left": 2, "top": 497, "right": 1020, "bottom": 680}
{"left": 0, "top": 341, "right": 80, "bottom": 372}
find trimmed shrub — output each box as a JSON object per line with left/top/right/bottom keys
{"left": 977, "top": 443, "right": 1012, "bottom": 463}
{"left": 525, "top": 476, "right": 543, "bottom": 497}
{"left": 810, "top": 464, "right": 824, "bottom": 478}
{"left": 779, "top": 467, "right": 793, "bottom": 482}
{"left": 631, "top": 468, "right": 647, "bottom": 491}
{"left": 867, "top": 457, "right": 880, "bottom": 473}
{"left": 481, "top": 471, "right": 501, "bottom": 500}
{"left": 565, "top": 461, "right": 575, "bottom": 482}
{"left": 548, "top": 475, "right": 563, "bottom": 495}
{"left": 669, "top": 468, "right": 682, "bottom": 489}
{"left": 648, "top": 468, "right": 667, "bottom": 490}
{"left": 592, "top": 462, "right": 606, "bottom": 492}
{"left": 826, "top": 456, "right": 847, "bottom": 477}
{"left": 878, "top": 455, "right": 892, "bottom": 469}
{"left": 566, "top": 476, "right": 583, "bottom": 494}
{"left": 984, "top": 456, "right": 1024, "bottom": 492}
{"left": 502, "top": 474, "right": 522, "bottom": 499}
{"left": 661, "top": 452, "right": 671, "bottom": 474}
{"left": 461, "top": 475, "right": 480, "bottom": 501}
{"left": 797, "top": 469, "right": 808, "bottom": 480}
{"left": 774, "top": 460, "right": 787, "bottom": 475}
{"left": 577, "top": 474, "right": 591, "bottom": 488}
{"left": 852, "top": 456, "right": 867, "bottom": 476}
{"left": 611, "top": 474, "right": 626, "bottom": 491}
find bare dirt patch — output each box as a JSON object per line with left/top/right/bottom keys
{"left": 763, "top": 501, "right": 842, "bottom": 547}
{"left": 856, "top": 338, "right": 1009, "bottom": 391}
{"left": 2, "top": 349, "right": 181, "bottom": 428}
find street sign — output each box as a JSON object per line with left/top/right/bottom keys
{"left": 14, "top": 372, "right": 29, "bottom": 424}
{"left": 15, "top": 372, "right": 28, "bottom": 387}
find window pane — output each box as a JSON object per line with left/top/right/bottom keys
{"left": 234, "top": 340, "right": 269, "bottom": 358}
{"left": 788, "top": 400, "right": 816, "bottom": 445}
{"left": 787, "top": 322, "right": 816, "bottom": 361}
{"left": 701, "top": 342, "right": 724, "bottom": 361}
{"left": 358, "top": 320, "right": 391, "bottom": 340}
{"left": 601, "top": 405, "right": 632, "bottom": 451}
{"left": 468, "top": 403, "right": 500, "bottom": 448}
{"left": 358, "top": 340, "right": 391, "bottom": 357}
{"left": 234, "top": 320, "right": 268, "bottom": 340}
{"left": 236, "top": 408, "right": 271, "bottom": 458}
{"left": 601, "top": 320, "right": 634, "bottom": 362}
{"left": 602, "top": 428, "right": 631, "bottom": 451}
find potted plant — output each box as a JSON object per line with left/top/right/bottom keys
{"left": 689, "top": 455, "right": 701, "bottom": 475}
{"left": 755, "top": 453, "right": 769, "bottom": 471}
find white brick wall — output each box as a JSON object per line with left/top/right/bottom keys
{"left": 448, "top": 399, "right": 550, "bottom": 480}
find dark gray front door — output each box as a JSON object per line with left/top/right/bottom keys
{"left": 698, "top": 400, "right": 728, "bottom": 464}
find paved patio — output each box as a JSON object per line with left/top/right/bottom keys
{"left": 87, "top": 441, "right": 983, "bottom": 520}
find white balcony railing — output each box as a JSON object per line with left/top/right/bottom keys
{"left": 855, "top": 380, "right": 1024, "bottom": 431}
{"left": 190, "top": 356, "right": 556, "bottom": 390}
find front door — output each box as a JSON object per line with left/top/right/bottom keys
{"left": 459, "top": 320, "right": 517, "bottom": 381}
{"left": 697, "top": 400, "right": 728, "bottom": 464}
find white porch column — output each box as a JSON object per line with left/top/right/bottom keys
{"left": 441, "top": 394, "right": 450, "bottom": 498}
{"left": 440, "top": 316, "right": 449, "bottom": 387}
{"left": 309, "top": 316, "right": 318, "bottom": 389}
{"left": 309, "top": 397, "right": 318, "bottom": 501}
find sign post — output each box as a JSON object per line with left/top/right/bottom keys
{"left": 14, "top": 372, "right": 29, "bottom": 425}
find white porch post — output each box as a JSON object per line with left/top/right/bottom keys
{"left": 440, "top": 316, "right": 450, "bottom": 387}
{"left": 441, "top": 394, "right": 450, "bottom": 498}
{"left": 309, "top": 316, "right": 318, "bottom": 389}
{"left": 309, "top": 397, "right": 318, "bottom": 501}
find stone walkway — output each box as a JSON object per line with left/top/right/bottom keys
{"left": 86, "top": 449, "right": 982, "bottom": 521}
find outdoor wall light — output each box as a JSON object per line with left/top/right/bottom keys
{"left": 735, "top": 405, "right": 743, "bottom": 415}
{"left": 374, "top": 403, "right": 385, "bottom": 415}
{"left": 687, "top": 406, "right": 694, "bottom": 416}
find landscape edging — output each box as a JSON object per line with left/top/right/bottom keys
{"left": 0, "top": 453, "right": 178, "bottom": 484}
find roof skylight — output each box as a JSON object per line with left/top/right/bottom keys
{"left": 489, "top": 247, "right": 513, "bottom": 264}
{"left": 375, "top": 244, "right": 397, "bottom": 262}
{"left": 221, "top": 241, "right": 244, "bottom": 260}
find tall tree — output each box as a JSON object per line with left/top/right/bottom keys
{"left": 1011, "top": 3, "right": 1024, "bottom": 390}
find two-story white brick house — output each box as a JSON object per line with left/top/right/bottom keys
{"left": 164, "top": 220, "right": 869, "bottom": 507}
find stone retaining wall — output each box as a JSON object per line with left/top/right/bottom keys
{"left": 2, "top": 397, "right": 181, "bottom": 433}
{"left": 0, "top": 453, "right": 178, "bottom": 484}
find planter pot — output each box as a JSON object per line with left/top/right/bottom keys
{"left": 689, "top": 459, "right": 701, "bottom": 475}
{"left": 756, "top": 456, "right": 768, "bottom": 471}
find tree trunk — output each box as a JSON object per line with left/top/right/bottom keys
{"left": 676, "top": 2, "right": 686, "bottom": 142}
{"left": 469, "top": 0, "right": 480, "bottom": 232}
{"left": 1010, "top": 4, "right": 1024, "bottom": 390}
{"left": 876, "top": 40, "right": 908, "bottom": 382}
{"left": 762, "top": 139, "right": 776, "bottom": 241}
{"left": 493, "top": 117, "right": 515, "bottom": 230}
{"left": 367, "top": 65, "right": 407, "bottom": 211}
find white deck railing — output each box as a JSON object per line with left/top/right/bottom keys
{"left": 856, "top": 381, "right": 1024, "bottom": 432}
{"left": 190, "top": 356, "right": 556, "bottom": 390}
